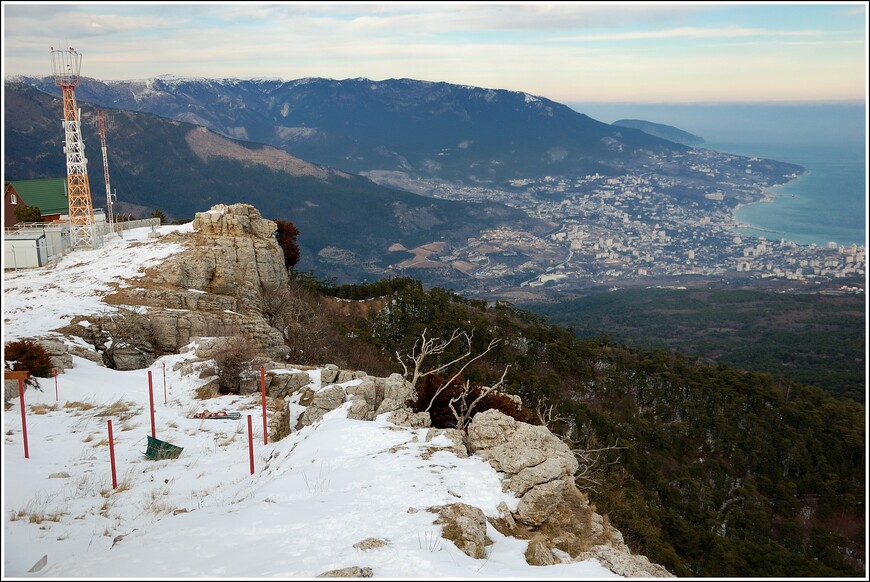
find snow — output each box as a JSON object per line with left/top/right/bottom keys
{"left": 2, "top": 224, "right": 621, "bottom": 579}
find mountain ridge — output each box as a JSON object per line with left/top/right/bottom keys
{"left": 612, "top": 119, "right": 705, "bottom": 146}
{"left": 16, "top": 75, "right": 689, "bottom": 182}
{"left": 3, "top": 81, "right": 552, "bottom": 285}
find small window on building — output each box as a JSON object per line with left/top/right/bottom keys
{"left": 10, "top": 194, "right": 17, "bottom": 205}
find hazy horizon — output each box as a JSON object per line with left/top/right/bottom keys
{"left": 2, "top": 1, "right": 866, "bottom": 103}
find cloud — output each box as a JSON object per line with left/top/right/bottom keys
{"left": 1, "top": 3, "right": 863, "bottom": 102}
{"left": 548, "top": 25, "right": 825, "bottom": 43}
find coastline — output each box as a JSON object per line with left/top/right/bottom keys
{"left": 730, "top": 173, "right": 803, "bottom": 240}
{"left": 729, "top": 168, "right": 864, "bottom": 248}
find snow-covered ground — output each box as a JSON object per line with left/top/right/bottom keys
{"left": 2, "top": 226, "right": 620, "bottom": 579}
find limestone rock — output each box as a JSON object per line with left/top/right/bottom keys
{"left": 312, "top": 385, "right": 346, "bottom": 410}
{"left": 525, "top": 536, "right": 558, "bottom": 566}
{"left": 320, "top": 365, "right": 339, "bottom": 384}
{"left": 298, "top": 385, "right": 347, "bottom": 427}
{"left": 466, "top": 408, "right": 518, "bottom": 452}
{"left": 387, "top": 409, "right": 431, "bottom": 429}
{"left": 266, "top": 371, "right": 311, "bottom": 398}
{"left": 515, "top": 478, "right": 570, "bottom": 527}
{"left": 316, "top": 566, "right": 373, "bottom": 578}
{"left": 353, "top": 538, "right": 390, "bottom": 552}
{"left": 429, "top": 503, "right": 488, "bottom": 559}
{"left": 36, "top": 337, "right": 73, "bottom": 372}
{"left": 383, "top": 373, "right": 415, "bottom": 405}
{"left": 424, "top": 428, "right": 467, "bottom": 457}
{"left": 579, "top": 545, "right": 674, "bottom": 578}
{"left": 506, "top": 457, "right": 565, "bottom": 496}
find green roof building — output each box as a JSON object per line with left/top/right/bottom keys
{"left": 6, "top": 178, "right": 69, "bottom": 220}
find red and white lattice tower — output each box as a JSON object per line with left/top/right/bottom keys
{"left": 50, "top": 47, "right": 99, "bottom": 249}
{"left": 95, "top": 109, "right": 116, "bottom": 235}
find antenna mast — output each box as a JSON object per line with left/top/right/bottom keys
{"left": 95, "top": 109, "right": 116, "bottom": 235}
{"left": 50, "top": 47, "right": 99, "bottom": 249}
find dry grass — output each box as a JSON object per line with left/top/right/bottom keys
{"left": 30, "top": 403, "right": 59, "bottom": 415}
{"left": 82, "top": 434, "right": 94, "bottom": 443}
{"left": 119, "top": 418, "right": 137, "bottom": 432}
{"left": 64, "top": 401, "right": 97, "bottom": 411}
{"left": 143, "top": 486, "right": 174, "bottom": 516}
{"left": 101, "top": 470, "right": 135, "bottom": 498}
{"left": 9, "top": 492, "right": 65, "bottom": 525}
{"left": 95, "top": 399, "right": 139, "bottom": 421}
{"left": 218, "top": 431, "right": 240, "bottom": 448}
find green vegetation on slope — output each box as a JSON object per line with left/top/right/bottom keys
{"left": 521, "top": 287, "right": 866, "bottom": 402}
{"left": 307, "top": 279, "right": 864, "bottom": 577}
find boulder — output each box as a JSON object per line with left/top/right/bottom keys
{"left": 429, "top": 503, "right": 488, "bottom": 559}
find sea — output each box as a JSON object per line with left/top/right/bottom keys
{"left": 568, "top": 102, "right": 867, "bottom": 248}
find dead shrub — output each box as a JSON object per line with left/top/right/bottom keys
{"left": 90, "top": 306, "right": 159, "bottom": 369}
{"left": 212, "top": 334, "right": 260, "bottom": 394}
{"left": 262, "top": 281, "right": 332, "bottom": 363}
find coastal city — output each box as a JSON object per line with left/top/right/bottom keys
{"left": 367, "top": 146, "right": 866, "bottom": 297}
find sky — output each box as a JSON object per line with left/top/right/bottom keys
{"left": 1, "top": 223, "right": 630, "bottom": 579}
{"left": 1, "top": 1, "right": 867, "bottom": 103}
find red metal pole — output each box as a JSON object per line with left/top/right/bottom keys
{"left": 18, "top": 379, "right": 29, "bottom": 459}
{"left": 247, "top": 414, "right": 254, "bottom": 475}
{"left": 261, "top": 367, "right": 268, "bottom": 445}
{"left": 108, "top": 420, "right": 117, "bottom": 489}
{"left": 163, "top": 362, "right": 167, "bottom": 404}
{"left": 148, "top": 370, "right": 156, "bottom": 438}
{"left": 54, "top": 368, "right": 58, "bottom": 401}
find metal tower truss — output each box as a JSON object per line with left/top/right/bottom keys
{"left": 96, "top": 110, "right": 116, "bottom": 235}
{"left": 51, "top": 47, "right": 100, "bottom": 249}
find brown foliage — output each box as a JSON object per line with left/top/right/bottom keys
{"left": 4, "top": 339, "right": 53, "bottom": 377}
{"left": 275, "top": 220, "right": 300, "bottom": 269}
{"left": 412, "top": 373, "right": 531, "bottom": 429}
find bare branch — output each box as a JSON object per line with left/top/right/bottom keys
{"left": 447, "top": 364, "right": 511, "bottom": 429}
{"left": 424, "top": 336, "right": 500, "bottom": 414}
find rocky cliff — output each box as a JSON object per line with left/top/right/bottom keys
{"left": 68, "top": 203, "right": 290, "bottom": 369}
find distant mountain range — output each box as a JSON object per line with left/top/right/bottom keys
{"left": 612, "top": 119, "right": 705, "bottom": 146}
{"left": 5, "top": 76, "right": 800, "bottom": 289}
{"left": 3, "top": 81, "right": 548, "bottom": 283}
{"left": 14, "top": 75, "right": 688, "bottom": 183}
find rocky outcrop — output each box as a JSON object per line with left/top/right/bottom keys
{"left": 428, "top": 503, "right": 489, "bottom": 559}
{"left": 467, "top": 409, "right": 674, "bottom": 577}
{"left": 36, "top": 337, "right": 73, "bottom": 372}
{"left": 299, "top": 384, "right": 347, "bottom": 426}
{"left": 71, "top": 203, "right": 292, "bottom": 368}
{"left": 423, "top": 428, "right": 467, "bottom": 457}
{"left": 295, "top": 372, "right": 419, "bottom": 429}
{"left": 467, "top": 409, "right": 577, "bottom": 526}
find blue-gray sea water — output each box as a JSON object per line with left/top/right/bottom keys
{"left": 569, "top": 102, "right": 867, "bottom": 248}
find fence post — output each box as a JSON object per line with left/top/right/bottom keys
{"left": 19, "top": 379, "right": 29, "bottom": 459}
{"left": 247, "top": 415, "right": 255, "bottom": 475}
{"left": 147, "top": 370, "right": 156, "bottom": 438}
{"left": 54, "top": 368, "right": 58, "bottom": 401}
{"left": 108, "top": 420, "right": 117, "bottom": 489}
{"left": 261, "top": 367, "right": 268, "bottom": 445}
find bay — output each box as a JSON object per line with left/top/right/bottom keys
{"left": 569, "top": 102, "right": 867, "bottom": 248}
